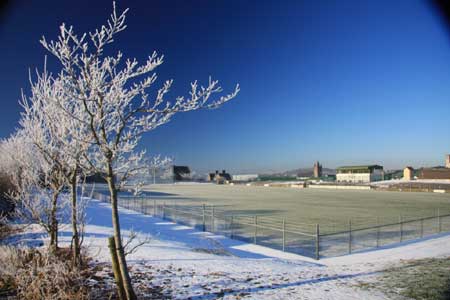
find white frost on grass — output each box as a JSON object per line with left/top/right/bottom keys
{"left": 16, "top": 199, "right": 450, "bottom": 300}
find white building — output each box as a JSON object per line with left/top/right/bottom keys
{"left": 336, "top": 165, "right": 384, "bottom": 183}
{"left": 232, "top": 174, "right": 259, "bottom": 182}
{"left": 403, "top": 166, "right": 414, "bottom": 181}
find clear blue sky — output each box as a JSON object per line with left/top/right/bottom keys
{"left": 0, "top": 0, "right": 450, "bottom": 173}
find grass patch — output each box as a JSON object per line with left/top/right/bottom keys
{"left": 360, "top": 257, "right": 450, "bottom": 300}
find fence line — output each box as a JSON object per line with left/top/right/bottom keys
{"left": 92, "top": 192, "right": 450, "bottom": 260}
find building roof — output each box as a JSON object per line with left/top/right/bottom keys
{"left": 422, "top": 167, "right": 450, "bottom": 172}
{"left": 173, "top": 166, "right": 190, "bottom": 173}
{"left": 336, "top": 165, "right": 383, "bottom": 171}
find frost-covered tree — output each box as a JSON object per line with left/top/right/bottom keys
{"left": 19, "top": 94, "right": 66, "bottom": 252}
{"left": 148, "top": 155, "right": 172, "bottom": 185}
{"left": 19, "top": 67, "right": 90, "bottom": 263}
{"left": 40, "top": 2, "right": 239, "bottom": 298}
{"left": 0, "top": 131, "right": 68, "bottom": 252}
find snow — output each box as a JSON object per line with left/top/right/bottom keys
{"left": 10, "top": 198, "right": 450, "bottom": 300}
{"left": 372, "top": 179, "right": 450, "bottom": 186}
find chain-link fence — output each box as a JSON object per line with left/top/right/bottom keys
{"left": 93, "top": 192, "right": 450, "bottom": 260}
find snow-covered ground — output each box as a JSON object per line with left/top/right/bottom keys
{"left": 372, "top": 179, "right": 450, "bottom": 186}
{"left": 10, "top": 199, "right": 450, "bottom": 300}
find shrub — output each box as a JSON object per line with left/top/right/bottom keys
{"left": 0, "top": 215, "right": 12, "bottom": 241}
{"left": 0, "top": 246, "right": 91, "bottom": 299}
{"left": 0, "top": 171, "right": 15, "bottom": 216}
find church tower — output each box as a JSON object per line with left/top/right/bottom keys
{"left": 313, "top": 161, "right": 322, "bottom": 178}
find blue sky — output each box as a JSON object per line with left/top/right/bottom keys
{"left": 0, "top": 0, "right": 450, "bottom": 173}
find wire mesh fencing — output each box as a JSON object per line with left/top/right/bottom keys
{"left": 92, "top": 192, "right": 450, "bottom": 260}
{"left": 318, "top": 212, "right": 450, "bottom": 257}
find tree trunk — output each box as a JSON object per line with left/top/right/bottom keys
{"left": 70, "top": 171, "right": 81, "bottom": 267}
{"left": 49, "top": 191, "right": 59, "bottom": 253}
{"left": 108, "top": 237, "right": 126, "bottom": 300}
{"left": 107, "top": 172, "right": 137, "bottom": 300}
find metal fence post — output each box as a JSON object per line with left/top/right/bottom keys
{"left": 254, "top": 216, "right": 258, "bottom": 244}
{"left": 202, "top": 204, "right": 206, "bottom": 232}
{"left": 438, "top": 208, "right": 442, "bottom": 233}
{"left": 163, "top": 202, "right": 166, "bottom": 220}
{"left": 282, "top": 218, "right": 286, "bottom": 252}
{"left": 211, "top": 205, "right": 215, "bottom": 232}
{"left": 376, "top": 217, "right": 380, "bottom": 248}
{"left": 173, "top": 201, "right": 176, "bottom": 221}
{"left": 230, "top": 215, "right": 234, "bottom": 239}
{"left": 348, "top": 219, "right": 352, "bottom": 254}
{"left": 420, "top": 218, "right": 424, "bottom": 238}
{"left": 315, "top": 224, "right": 320, "bottom": 260}
{"left": 399, "top": 215, "right": 403, "bottom": 243}
{"left": 154, "top": 199, "right": 156, "bottom": 217}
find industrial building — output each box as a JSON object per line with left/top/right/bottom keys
{"left": 336, "top": 165, "right": 384, "bottom": 183}
{"left": 418, "top": 155, "right": 450, "bottom": 180}
{"left": 419, "top": 168, "right": 450, "bottom": 180}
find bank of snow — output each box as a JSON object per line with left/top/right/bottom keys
{"left": 13, "top": 199, "right": 450, "bottom": 300}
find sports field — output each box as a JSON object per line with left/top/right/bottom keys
{"left": 90, "top": 183, "right": 450, "bottom": 257}
{"left": 138, "top": 183, "right": 450, "bottom": 227}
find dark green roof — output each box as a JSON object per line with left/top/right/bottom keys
{"left": 336, "top": 165, "right": 383, "bottom": 171}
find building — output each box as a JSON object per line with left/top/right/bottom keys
{"left": 208, "top": 170, "right": 232, "bottom": 183}
{"left": 232, "top": 174, "right": 259, "bottom": 182}
{"left": 419, "top": 168, "right": 450, "bottom": 180}
{"left": 418, "top": 155, "right": 450, "bottom": 180}
{"left": 172, "top": 166, "right": 191, "bottom": 181}
{"left": 403, "top": 167, "right": 414, "bottom": 181}
{"left": 336, "top": 165, "right": 384, "bottom": 183}
{"left": 313, "top": 161, "right": 322, "bottom": 178}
